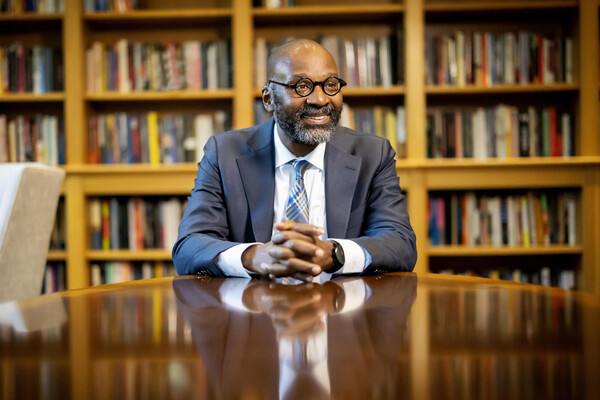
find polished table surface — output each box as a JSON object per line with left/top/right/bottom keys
{"left": 1, "top": 272, "right": 599, "bottom": 400}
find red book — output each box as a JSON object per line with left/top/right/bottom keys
{"left": 16, "top": 44, "right": 26, "bottom": 93}
{"left": 481, "top": 34, "right": 486, "bottom": 86}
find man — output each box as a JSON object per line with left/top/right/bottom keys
{"left": 173, "top": 38, "right": 416, "bottom": 280}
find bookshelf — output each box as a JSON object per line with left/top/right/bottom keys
{"left": 0, "top": 0, "right": 598, "bottom": 294}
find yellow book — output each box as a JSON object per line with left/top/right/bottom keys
{"left": 101, "top": 199, "right": 110, "bottom": 251}
{"left": 147, "top": 112, "right": 160, "bottom": 165}
{"left": 385, "top": 108, "right": 397, "bottom": 152}
{"left": 92, "top": 42, "right": 106, "bottom": 93}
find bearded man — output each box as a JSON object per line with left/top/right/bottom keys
{"left": 173, "top": 39, "right": 416, "bottom": 281}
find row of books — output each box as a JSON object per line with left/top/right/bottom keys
{"left": 86, "top": 39, "right": 232, "bottom": 93}
{"left": 90, "top": 285, "right": 192, "bottom": 345}
{"left": 425, "top": 31, "right": 573, "bottom": 86}
{"left": 429, "top": 355, "right": 581, "bottom": 400}
{"left": 0, "top": 114, "right": 65, "bottom": 165}
{"left": 254, "top": 34, "right": 403, "bottom": 89}
{"left": 0, "top": 44, "right": 63, "bottom": 94}
{"left": 435, "top": 267, "right": 576, "bottom": 290}
{"left": 88, "top": 111, "right": 230, "bottom": 164}
{"left": 0, "top": 0, "right": 62, "bottom": 13}
{"left": 89, "top": 197, "right": 186, "bottom": 251}
{"left": 428, "top": 277, "right": 578, "bottom": 344}
{"left": 340, "top": 104, "right": 406, "bottom": 159}
{"left": 84, "top": 0, "right": 138, "bottom": 12}
{"left": 428, "top": 190, "right": 577, "bottom": 247}
{"left": 90, "top": 261, "right": 176, "bottom": 286}
{"left": 42, "top": 263, "right": 66, "bottom": 294}
{"left": 426, "top": 105, "right": 573, "bottom": 159}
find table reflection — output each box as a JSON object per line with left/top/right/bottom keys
{"left": 1, "top": 273, "right": 599, "bottom": 400}
{"left": 173, "top": 274, "right": 418, "bottom": 400}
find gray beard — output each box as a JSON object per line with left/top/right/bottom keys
{"left": 273, "top": 101, "right": 341, "bottom": 146}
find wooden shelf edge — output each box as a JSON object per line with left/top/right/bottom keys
{"left": 397, "top": 156, "right": 600, "bottom": 169}
{"left": 83, "top": 8, "right": 232, "bottom": 20}
{"left": 59, "top": 157, "right": 600, "bottom": 175}
{"left": 85, "top": 90, "right": 234, "bottom": 101}
{"left": 426, "top": 83, "right": 578, "bottom": 94}
{"left": 0, "top": 13, "right": 63, "bottom": 21}
{"left": 428, "top": 245, "right": 583, "bottom": 256}
{"left": 0, "top": 93, "right": 65, "bottom": 102}
{"left": 87, "top": 250, "right": 173, "bottom": 261}
{"left": 424, "top": 0, "right": 578, "bottom": 12}
{"left": 63, "top": 164, "right": 198, "bottom": 174}
{"left": 253, "top": 4, "right": 403, "bottom": 16}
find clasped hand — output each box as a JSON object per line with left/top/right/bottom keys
{"left": 242, "top": 220, "right": 334, "bottom": 280}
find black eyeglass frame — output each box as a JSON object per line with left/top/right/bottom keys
{"left": 268, "top": 76, "right": 347, "bottom": 97}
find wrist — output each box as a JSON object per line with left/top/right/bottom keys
{"left": 324, "top": 240, "right": 345, "bottom": 274}
{"left": 241, "top": 244, "right": 259, "bottom": 271}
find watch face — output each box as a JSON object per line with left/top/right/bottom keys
{"left": 334, "top": 243, "right": 345, "bottom": 265}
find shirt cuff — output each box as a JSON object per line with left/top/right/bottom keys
{"left": 330, "top": 238, "right": 370, "bottom": 274}
{"left": 217, "top": 243, "right": 258, "bottom": 278}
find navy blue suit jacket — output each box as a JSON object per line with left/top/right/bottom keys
{"left": 172, "top": 117, "right": 416, "bottom": 276}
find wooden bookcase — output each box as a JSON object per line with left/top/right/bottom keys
{"left": 1, "top": 0, "right": 598, "bottom": 294}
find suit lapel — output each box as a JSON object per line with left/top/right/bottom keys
{"left": 325, "top": 129, "right": 361, "bottom": 238}
{"left": 237, "top": 119, "right": 276, "bottom": 243}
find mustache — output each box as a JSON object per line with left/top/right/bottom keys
{"left": 296, "top": 104, "right": 336, "bottom": 118}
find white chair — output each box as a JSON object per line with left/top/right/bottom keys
{"left": 0, "top": 163, "right": 65, "bottom": 302}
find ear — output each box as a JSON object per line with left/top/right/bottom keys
{"left": 262, "top": 86, "right": 274, "bottom": 113}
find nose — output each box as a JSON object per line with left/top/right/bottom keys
{"left": 306, "top": 83, "right": 329, "bottom": 107}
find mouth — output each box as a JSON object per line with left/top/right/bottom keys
{"left": 302, "top": 115, "right": 330, "bottom": 125}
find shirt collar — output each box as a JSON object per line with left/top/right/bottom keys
{"left": 274, "top": 123, "right": 326, "bottom": 171}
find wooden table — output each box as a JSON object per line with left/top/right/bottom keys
{"left": 1, "top": 273, "right": 599, "bottom": 399}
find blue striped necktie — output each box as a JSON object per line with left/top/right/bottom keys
{"left": 285, "top": 159, "right": 310, "bottom": 223}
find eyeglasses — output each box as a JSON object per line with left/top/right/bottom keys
{"left": 268, "top": 76, "right": 347, "bottom": 97}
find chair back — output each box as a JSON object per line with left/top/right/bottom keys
{"left": 0, "top": 163, "right": 65, "bottom": 302}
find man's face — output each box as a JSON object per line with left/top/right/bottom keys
{"left": 270, "top": 48, "right": 344, "bottom": 146}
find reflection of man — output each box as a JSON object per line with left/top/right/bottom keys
{"left": 173, "top": 274, "right": 417, "bottom": 399}
{"left": 173, "top": 38, "right": 416, "bottom": 280}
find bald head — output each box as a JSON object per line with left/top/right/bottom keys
{"left": 266, "top": 39, "right": 338, "bottom": 82}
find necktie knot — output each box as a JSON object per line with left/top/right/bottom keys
{"left": 292, "top": 159, "right": 309, "bottom": 181}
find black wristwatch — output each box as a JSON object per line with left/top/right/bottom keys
{"left": 324, "top": 240, "right": 345, "bottom": 274}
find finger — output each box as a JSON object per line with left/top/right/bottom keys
{"left": 286, "top": 258, "right": 322, "bottom": 276}
{"left": 257, "top": 262, "right": 292, "bottom": 276}
{"left": 276, "top": 221, "right": 324, "bottom": 237}
{"left": 272, "top": 230, "right": 313, "bottom": 244}
{"left": 268, "top": 244, "right": 324, "bottom": 260}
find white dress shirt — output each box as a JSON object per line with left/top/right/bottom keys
{"left": 217, "top": 123, "right": 371, "bottom": 281}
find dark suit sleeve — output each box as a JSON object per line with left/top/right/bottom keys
{"left": 172, "top": 136, "right": 237, "bottom": 276}
{"left": 353, "top": 139, "right": 417, "bottom": 273}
